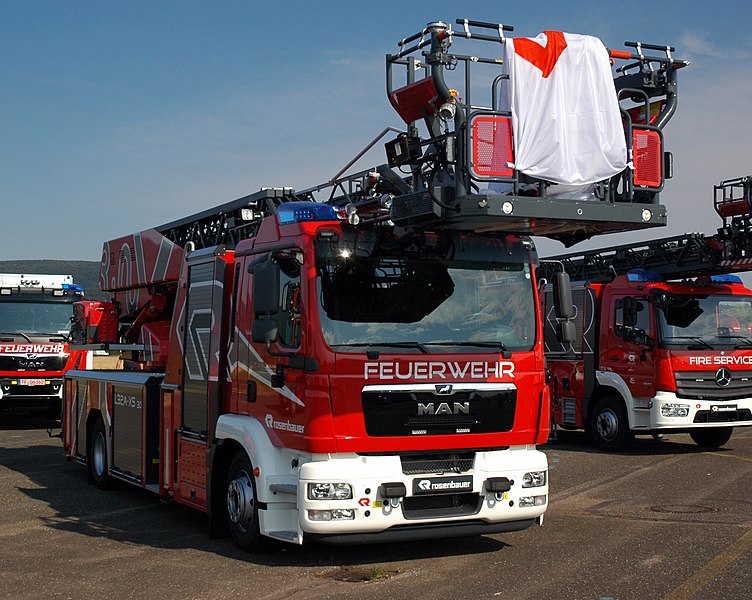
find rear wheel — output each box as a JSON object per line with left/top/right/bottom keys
{"left": 226, "top": 452, "right": 266, "bottom": 552}
{"left": 89, "top": 417, "right": 112, "bottom": 490}
{"left": 590, "top": 396, "right": 631, "bottom": 451}
{"left": 690, "top": 427, "right": 733, "bottom": 448}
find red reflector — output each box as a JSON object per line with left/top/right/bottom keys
{"left": 389, "top": 78, "right": 438, "bottom": 124}
{"left": 633, "top": 129, "right": 662, "bottom": 188}
{"left": 471, "top": 116, "right": 514, "bottom": 178}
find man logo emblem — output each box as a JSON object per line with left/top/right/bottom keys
{"left": 435, "top": 384, "right": 453, "bottom": 395}
{"left": 715, "top": 367, "right": 732, "bottom": 388}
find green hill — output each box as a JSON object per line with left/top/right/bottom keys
{"left": 0, "top": 260, "right": 106, "bottom": 300}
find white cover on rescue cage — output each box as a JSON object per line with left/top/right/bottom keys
{"left": 500, "top": 31, "right": 627, "bottom": 185}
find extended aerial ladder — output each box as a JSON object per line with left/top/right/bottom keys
{"left": 539, "top": 176, "right": 752, "bottom": 282}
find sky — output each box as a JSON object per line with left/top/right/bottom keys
{"left": 2, "top": 0, "right": 752, "bottom": 264}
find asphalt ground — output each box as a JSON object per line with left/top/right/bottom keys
{"left": 1, "top": 416, "right": 751, "bottom": 600}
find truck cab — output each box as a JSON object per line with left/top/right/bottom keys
{"left": 0, "top": 274, "right": 86, "bottom": 418}
{"left": 544, "top": 271, "right": 752, "bottom": 450}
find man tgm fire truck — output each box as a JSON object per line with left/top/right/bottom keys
{"left": 0, "top": 273, "right": 86, "bottom": 418}
{"left": 60, "top": 19, "right": 685, "bottom": 549}
{"left": 540, "top": 176, "right": 752, "bottom": 451}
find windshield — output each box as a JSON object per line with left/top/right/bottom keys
{"left": 316, "top": 232, "right": 536, "bottom": 352}
{"left": 657, "top": 293, "right": 752, "bottom": 349}
{"left": 0, "top": 301, "right": 73, "bottom": 336}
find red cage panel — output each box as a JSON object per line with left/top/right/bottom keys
{"left": 633, "top": 129, "right": 662, "bottom": 188}
{"left": 471, "top": 116, "right": 514, "bottom": 178}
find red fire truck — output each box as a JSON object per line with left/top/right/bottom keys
{"left": 60, "top": 19, "right": 685, "bottom": 548}
{"left": 0, "top": 273, "right": 87, "bottom": 419}
{"left": 541, "top": 176, "right": 752, "bottom": 451}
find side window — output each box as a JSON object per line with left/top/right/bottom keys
{"left": 615, "top": 297, "right": 651, "bottom": 343}
{"left": 276, "top": 255, "right": 302, "bottom": 348}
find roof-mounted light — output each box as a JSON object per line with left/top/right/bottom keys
{"left": 626, "top": 269, "right": 662, "bottom": 282}
{"left": 277, "top": 202, "right": 341, "bottom": 225}
{"left": 710, "top": 274, "right": 743, "bottom": 284}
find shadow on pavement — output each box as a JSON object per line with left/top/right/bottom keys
{"left": 0, "top": 423, "right": 512, "bottom": 568}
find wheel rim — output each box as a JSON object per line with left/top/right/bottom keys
{"left": 227, "top": 469, "right": 255, "bottom": 533}
{"left": 595, "top": 408, "right": 619, "bottom": 442}
{"left": 92, "top": 430, "right": 106, "bottom": 477}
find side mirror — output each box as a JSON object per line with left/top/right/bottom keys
{"left": 556, "top": 320, "right": 576, "bottom": 345}
{"left": 251, "top": 319, "right": 279, "bottom": 344}
{"left": 553, "top": 272, "right": 574, "bottom": 320}
{"left": 622, "top": 296, "right": 638, "bottom": 328}
{"left": 253, "top": 257, "right": 280, "bottom": 316}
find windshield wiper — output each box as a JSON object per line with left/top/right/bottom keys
{"left": 663, "top": 336, "right": 713, "bottom": 349}
{"left": 715, "top": 334, "right": 752, "bottom": 349}
{"left": 331, "top": 342, "right": 430, "bottom": 354}
{"left": 425, "top": 341, "right": 510, "bottom": 352}
{"left": 41, "top": 332, "right": 70, "bottom": 342}
{"left": 0, "top": 331, "right": 33, "bottom": 343}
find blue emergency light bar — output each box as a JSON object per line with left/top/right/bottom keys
{"left": 626, "top": 269, "right": 662, "bottom": 282}
{"left": 277, "top": 202, "right": 341, "bottom": 224}
{"left": 710, "top": 274, "right": 743, "bottom": 284}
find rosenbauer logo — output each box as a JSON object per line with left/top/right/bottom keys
{"left": 364, "top": 360, "right": 515, "bottom": 381}
{"left": 412, "top": 475, "right": 473, "bottom": 495}
{"left": 264, "top": 414, "right": 305, "bottom": 434}
{"left": 0, "top": 343, "right": 65, "bottom": 354}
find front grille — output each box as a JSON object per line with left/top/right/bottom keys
{"left": 694, "top": 409, "right": 752, "bottom": 423}
{"left": 0, "top": 355, "right": 68, "bottom": 372}
{"left": 362, "top": 386, "right": 516, "bottom": 437}
{"left": 400, "top": 453, "right": 474, "bottom": 475}
{"left": 402, "top": 493, "right": 481, "bottom": 519}
{"left": 675, "top": 370, "right": 752, "bottom": 401}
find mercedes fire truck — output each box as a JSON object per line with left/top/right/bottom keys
{"left": 540, "top": 176, "right": 752, "bottom": 450}
{"left": 59, "top": 19, "right": 685, "bottom": 549}
{"left": 0, "top": 273, "right": 86, "bottom": 418}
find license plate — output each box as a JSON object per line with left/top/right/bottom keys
{"left": 412, "top": 475, "right": 473, "bottom": 495}
{"left": 19, "top": 379, "right": 46, "bottom": 386}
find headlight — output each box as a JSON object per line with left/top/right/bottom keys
{"left": 522, "top": 470, "right": 546, "bottom": 488}
{"left": 307, "top": 482, "right": 353, "bottom": 500}
{"left": 661, "top": 403, "right": 690, "bottom": 418}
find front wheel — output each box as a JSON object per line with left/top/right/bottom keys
{"left": 590, "top": 396, "right": 631, "bottom": 451}
{"left": 690, "top": 427, "right": 733, "bottom": 448}
{"left": 226, "top": 452, "right": 266, "bottom": 552}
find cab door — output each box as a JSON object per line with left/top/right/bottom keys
{"left": 602, "top": 294, "right": 656, "bottom": 401}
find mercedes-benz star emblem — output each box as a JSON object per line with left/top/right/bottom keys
{"left": 715, "top": 367, "right": 732, "bottom": 387}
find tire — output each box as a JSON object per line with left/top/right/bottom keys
{"left": 690, "top": 427, "right": 733, "bottom": 448}
{"left": 590, "top": 396, "right": 632, "bottom": 451}
{"left": 89, "top": 417, "right": 112, "bottom": 490}
{"left": 226, "top": 452, "right": 266, "bottom": 552}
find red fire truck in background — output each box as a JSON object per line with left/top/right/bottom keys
{"left": 60, "top": 19, "right": 685, "bottom": 549}
{"left": 541, "top": 176, "right": 752, "bottom": 451}
{"left": 0, "top": 273, "right": 87, "bottom": 419}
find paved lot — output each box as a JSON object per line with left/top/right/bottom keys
{"left": 1, "top": 416, "right": 751, "bottom": 600}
